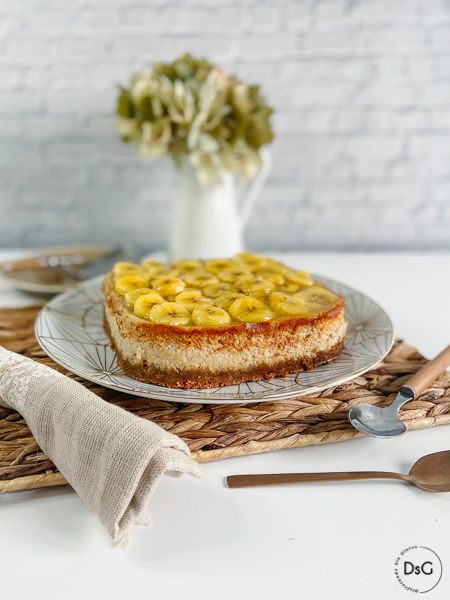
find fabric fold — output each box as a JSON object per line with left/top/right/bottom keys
{"left": 0, "top": 345, "right": 201, "bottom": 544}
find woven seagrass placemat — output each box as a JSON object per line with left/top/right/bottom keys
{"left": 1, "top": 305, "right": 449, "bottom": 493}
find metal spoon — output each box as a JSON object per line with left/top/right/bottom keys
{"left": 349, "top": 345, "right": 450, "bottom": 438}
{"left": 227, "top": 450, "right": 450, "bottom": 492}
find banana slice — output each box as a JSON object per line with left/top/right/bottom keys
{"left": 229, "top": 296, "right": 273, "bottom": 323}
{"left": 115, "top": 274, "right": 150, "bottom": 294}
{"left": 176, "top": 289, "right": 203, "bottom": 301}
{"left": 278, "top": 283, "right": 300, "bottom": 294}
{"left": 298, "top": 286, "right": 337, "bottom": 308}
{"left": 176, "top": 290, "right": 213, "bottom": 311}
{"left": 203, "top": 282, "right": 233, "bottom": 298}
{"left": 284, "top": 269, "right": 314, "bottom": 288}
{"left": 141, "top": 260, "right": 166, "bottom": 279}
{"left": 269, "top": 292, "right": 309, "bottom": 316}
{"left": 184, "top": 272, "right": 219, "bottom": 288}
{"left": 214, "top": 292, "right": 245, "bottom": 310}
{"left": 153, "top": 275, "right": 186, "bottom": 297}
{"left": 171, "top": 259, "right": 203, "bottom": 273}
{"left": 234, "top": 251, "right": 268, "bottom": 270}
{"left": 256, "top": 258, "right": 283, "bottom": 271}
{"left": 257, "top": 270, "right": 285, "bottom": 286}
{"left": 217, "top": 268, "right": 251, "bottom": 284}
{"left": 113, "top": 262, "right": 139, "bottom": 276}
{"left": 191, "top": 305, "right": 231, "bottom": 326}
{"left": 141, "top": 259, "right": 163, "bottom": 269}
{"left": 205, "top": 259, "right": 236, "bottom": 273}
{"left": 150, "top": 302, "right": 191, "bottom": 326}
{"left": 238, "top": 277, "right": 274, "bottom": 297}
{"left": 124, "top": 287, "right": 153, "bottom": 308}
{"left": 113, "top": 262, "right": 147, "bottom": 279}
{"left": 133, "top": 292, "right": 165, "bottom": 319}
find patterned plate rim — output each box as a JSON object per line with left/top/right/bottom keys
{"left": 35, "top": 275, "right": 394, "bottom": 404}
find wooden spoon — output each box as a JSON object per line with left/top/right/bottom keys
{"left": 227, "top": 450, "right": 450, "bottom": 492}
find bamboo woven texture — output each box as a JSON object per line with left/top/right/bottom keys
{"left": 1, "top": 305, "right": 449, "bottom": 493}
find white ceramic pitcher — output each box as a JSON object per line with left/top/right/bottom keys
{"left": 170, "top": 149, "right": 271, "bottom": 260}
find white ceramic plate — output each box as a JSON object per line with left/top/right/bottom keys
{"left": 35, "top": 275, "right": 394, "bottom": 404}
{"left": 0, "top": 245, "right": 117, "bottom": 294}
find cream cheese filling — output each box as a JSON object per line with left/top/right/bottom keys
{"left": 105, "top": 304, "right": 347, "bottom": 373}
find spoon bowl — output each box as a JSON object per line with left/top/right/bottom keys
{"left": 349, "top": 403, "right": 406, "bottom": 438}
{"left": 409, "top": 450, "right": 450, "bottom": 492}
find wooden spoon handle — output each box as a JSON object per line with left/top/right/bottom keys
{"left": 227, "top": 471, "right": 409, "bottom": 488}
{"left": 407, "top": 345, "right": 450, "bottom": 397}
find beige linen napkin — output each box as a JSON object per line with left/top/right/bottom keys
{"left": 0, "top": 345, "right": 201, "bottom": 545}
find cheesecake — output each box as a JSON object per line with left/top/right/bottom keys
{"left": 103, "top": 253, "right": 347, "bottom": 389}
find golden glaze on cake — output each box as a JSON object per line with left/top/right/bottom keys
{"left": 103, "top": 253, "right": 347, "bottom": 389}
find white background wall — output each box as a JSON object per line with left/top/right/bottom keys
{"left": 1, "top": 0, "right": 449, "bottom": 251}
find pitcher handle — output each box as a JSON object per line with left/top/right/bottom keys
{"left": 239, "top": 148, "right": 272, "bottom": 226}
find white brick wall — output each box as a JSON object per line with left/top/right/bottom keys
{"left": 0, "top": 0, "right": 449, "bottom": 251}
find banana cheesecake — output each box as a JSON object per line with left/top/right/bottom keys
{"left": 103, "top": 252, "right": 347, "bottom": 389}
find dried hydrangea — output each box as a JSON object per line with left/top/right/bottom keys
{"left": 116, "top": 54, "right": 274, "bottom": 186}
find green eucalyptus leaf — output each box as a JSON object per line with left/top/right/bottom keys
{"left": 117, "top": 89, "right": 134, "bottom": 119}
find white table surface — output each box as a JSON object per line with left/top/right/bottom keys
{"left": 1, "top": 251, "right": 449, "bottom": 600}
